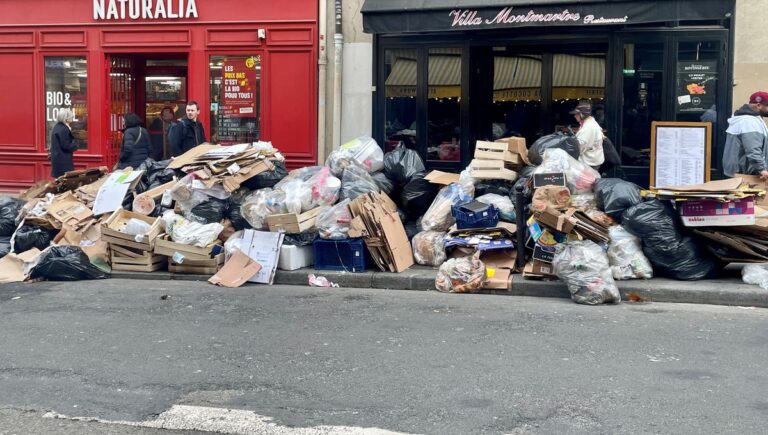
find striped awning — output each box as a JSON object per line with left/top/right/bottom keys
{"left": 553, "top": 54, "right": 605, "bottom": 87}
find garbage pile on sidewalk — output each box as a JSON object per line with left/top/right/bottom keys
{"left": 2, "top": 134, "right": 768, "bottom": 305}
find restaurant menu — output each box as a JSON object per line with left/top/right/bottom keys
{"left": 654, "top": 125, "right": 707, "bottom": 188}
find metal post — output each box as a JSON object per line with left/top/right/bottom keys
{"left": 515, "top": 183, "right": 526, "bottom": 270}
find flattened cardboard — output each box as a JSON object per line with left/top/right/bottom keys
{"left": 242, "top": 230, "right": 284, "bottom": 284}
{"left": 208, "top": 250, "right": 262, "bottom": 288}
{"left": 662, "top": 177, "right": 743, "bottom": 192}
{"left": 425, "top": 170, "right": 460, "bottom": 185}
{"left": 47, "top": 192, "right": 93, "bottom": 227}
{"left": 735, "top": 173, "right": 768, "bottom": 207}
{"left": 167, "top": 144, "right": 220, "bottom": 169}
{"left": 534, "top": 206, "right": 576, "bottom": 234}
{"left": 0, "top": 249, "right": 41, "bottom": 284}
{"left": 481, "top": 249, "right": 516, "bottom": 289}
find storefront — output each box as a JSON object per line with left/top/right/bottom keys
{"left": 0, "top": 0, "right": 318, "bottom": 190}
{"left": 362, "top": 0, "right": 736, "bottom": 187}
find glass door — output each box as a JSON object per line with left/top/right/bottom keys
{"left": 106, "top": 55, "right": 135, "bottom": 168}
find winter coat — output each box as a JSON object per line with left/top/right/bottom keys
{"left": 723, "top": 104, "right": 768, "bottom": 177}
{"left": 117, "top": 125, "right": 152, "bottom": 169}
{"left": 169, "top": 118, "right": 206, "bottom": 157}
{"left": 50, "top": 122, "right": 76, "bottom": 178}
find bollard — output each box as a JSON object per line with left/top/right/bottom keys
{"left": 514, "top": 183, "right": 526, "bottom": 270}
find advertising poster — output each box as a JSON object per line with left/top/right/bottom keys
{"left": 676, "top": 61, "right": 717, "bottom": 113}
{"left": 221, "top": 57, "right": 257, "bottom": 118}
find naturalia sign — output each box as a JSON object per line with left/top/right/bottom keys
{"left": 93, "top": 0, "right": 199, "bottom": 20}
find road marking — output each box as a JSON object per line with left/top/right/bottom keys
{"left": 44, "top": 404, "right": 409, "bottom": 435}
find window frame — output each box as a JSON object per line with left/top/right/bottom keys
{"left": 40, "top": 52, "right": 91, "bottom": 154}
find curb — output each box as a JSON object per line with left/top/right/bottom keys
{"left": 110, "top": 266, "right": 768, "bottom": 308}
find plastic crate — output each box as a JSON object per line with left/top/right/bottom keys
{"left": 313, "top": 238, "right": 370, "bottom": 272}
{"left": 452, "top": 203, "right": 500, "bottom": 229}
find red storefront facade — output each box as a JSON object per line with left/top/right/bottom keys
{"left": 0, "top": 0, "right": 318, "bottom": 190}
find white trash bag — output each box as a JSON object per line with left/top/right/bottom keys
{"left": 607, "top": 225, "right": 653, "bottom": 280}
{"left": 553, "top": 240, "right": 621, "bottom": 305}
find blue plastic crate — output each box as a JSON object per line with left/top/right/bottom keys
{"left": 452, "top": 203, "right": 500, "bottom": 229}
{"left": 313, "top": 238, "right": 370, "bottom": 272}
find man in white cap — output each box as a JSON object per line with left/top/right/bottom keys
{"left": 570, "top": 101, "right": 604, "bottom": 169}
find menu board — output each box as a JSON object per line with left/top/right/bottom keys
{"left": 676, "top": 61, "right": 717, "bottom": 113}
{"left": 650, "top": 122, "right": 711, "bottom": 188}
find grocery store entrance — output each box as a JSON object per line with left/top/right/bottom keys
{"left": 107, "top": 54, "right": 188, "bottom": 166}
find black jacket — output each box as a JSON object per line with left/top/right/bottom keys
{"left": 50, "top": 122, "right": 76, "bottom": 178}
{"left": 117, "top": 125, "right": 152, "bottom": 169}
{"left": 169, "top": 118, "right": 206, "bottom": 157}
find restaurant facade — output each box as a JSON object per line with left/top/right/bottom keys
{"left": 0, "top": 0, "right": 319, "bottom": 190}
{"left": 360, "top": 0, "right": 738, "bottom": 186}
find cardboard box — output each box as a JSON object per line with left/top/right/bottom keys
{"left": 278, "top": 244, "right": 314, "bottom": 271}
{"left": 480, "top": 250, "right": 516, "bottom": 290}
{"left": 209, "top": 250, "right": 263, "bottom": 288}
{"left": 101, "top": 208, "right": 162, "bottom": 251}
{"left": 241, "top": 230, "right": 284, "bottom": 284}
{"left": 495, "top": 136, "right": 529, "bottom": 164}
{"left": 154, "top": 234, "right": 223, "bottom": 261}
{"left": 735, "top": 174, "right": 768, "bottom": 207}
{"left": 474, "top": 141, "right": 522, "bottom": 165}
{"left": 425, "top": 170, "right": 460, "bottom": 185}
{"left": 533, "top": 206, "right": 576, "bottom": 234}
{"left": 47, "top": 192, "right": 93, "bottom": 228}
{"left": 678, "top": 198, "right": 756, "bottom": 227}
{"left": 348, "top": 192, "right": 414, "bottom": 273}
{"left": 469, "top": 159, "right": 518, "bottom": 181}
{"left": 267, "top": 207, "right": 323, "bottom": 234}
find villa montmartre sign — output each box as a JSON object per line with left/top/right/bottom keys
{"left": 93, "top": 0, "right": 199, "bottom": 21}
{"left": 449, "top": 7, "right": 628, "bottom": 28}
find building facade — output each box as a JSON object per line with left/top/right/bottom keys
{"left": 0, "top": 0, "right": 319, "bottom": 190}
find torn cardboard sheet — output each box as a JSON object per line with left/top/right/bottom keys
{"left": 0, "top": 248, "right": 41, "bottom": 284}
{"left": 348, "top": 192, "right": 413, "bottom": 273}
{"left": 240, "top": 230, "right": 284, "bottom": 285}
{"left": 208, "top": 250, "right": 262, "bottom": 288}
{"left": 425, "top": 170, "right": 460, "bottom": 185}
{"left": 47, "top": 192, "right": 93, "bottom": 228}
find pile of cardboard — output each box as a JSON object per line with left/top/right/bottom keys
{"left": 101, "top": 208, "right": 165, "bottom": 272}
{"left": 348, "top": 192, "right": 414, "bottom": 273}
{"left": 168, "top": 143, "right": 280, "bottom": 192}
{"left": 468, "top": 137, "right": 527, "bottom": 181}
{"left": 443, "top": 224, "right": 518, "bottom": 290}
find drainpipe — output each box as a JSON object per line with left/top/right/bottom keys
{"left": 332, "top": 0, "right": 343, "bottom": 149}
{"left": 317, "top": 0, "right": 328, "bottom": 163}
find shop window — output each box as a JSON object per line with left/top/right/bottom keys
{"left": 492, "top": 53, "right": 542, "bottom": 146}
{"left": 621, "top": 43, "right": 664, "bottom": 167}
{"left": 552, "top": 53, "right": 606, "bottom": 133}
{"left": 209, "top": 55, "right": 261, "bottom": 145}
{"left": 427, "top": 47, "right": 462, "bottom": 162}
{"left": 44, "top": 56, "right": 88, "bottom": 150}
{"left": 676, "top": 41, "right": 719, "bottom": 124}
{"left": 384, "top": 49, "right": 417, "bottom": 154}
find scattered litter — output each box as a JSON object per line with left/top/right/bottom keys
{"left": 308, "top": 274, "right": 339, "bottom": 288}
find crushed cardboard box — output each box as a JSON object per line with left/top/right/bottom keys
{"left": 348, "top": 192, "right": 414, "bottom": 273}
{"left": 208, "top": 250, "right": 262, "bottom": 288}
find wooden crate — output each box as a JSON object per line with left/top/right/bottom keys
{"left": 474, "top": 141, "right": 522, "bottom": 165}
{"left": 110, "top": 246, "right": 167, "bottom": 272}
{"left": 101, "top": 208, "right": 162, "bottom": 251}
{"left": 266, "top": 207, "right": 323, "bottom": 233}
{"left": 469, "top": 159, "right": 518, "bottom": 181}
{"left": 169, "top": 252, "right": 225, "bottom": 275}
{"left": 153, "top": 234, "right": 222, "bottom": 261}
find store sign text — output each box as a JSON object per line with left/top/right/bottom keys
{"left": 449, "top": 7, "right": 628, "bottom": 27}
{"left": 93, "top": 0, "right": 199, "bottom": 21}
{"left": 46, "top": 92, "right": 79, "bottom": 122}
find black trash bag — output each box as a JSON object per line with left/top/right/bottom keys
{"left": 513, "top": 166, "right": 537, "bottom": 199}
{"left": 122, "top": 191, "right": 135, "bottom": 211}
{"left": 403, "top": 220, "right": 423, "bottom": 241}
{"left": 371, "top": 171, "right": 394, "bottom": 195}
{"left": 13, "top": 225, "right": 58, "bottom": 253}
{"left": 0, "top": 196, "right": 25, "bottom": 237}
{"left": 341, "top": 164, "right": 379, "bottom": 200}
{"left": 226, "top": 189, "right": 253, "bottom": 231}
{"left": 241, "top": 161, "right": 289, "bottom": 190}
{"left": 528, "top": 132, "right": 580, "bottom": 166}
{"left": 137, "top": 158, "right": 169, "bottom": 174}
{"left": 147, "top": 168, "right": 177, "bottom": 189}
{"left": 283, "top": 231, "right": 318, "bottom": 246}
{"left": 594, "top": 178, "right": 642, "bottom": 221}
{"left": 29, "top": 246, "right": 109, "bottom": 281}
{"left": 401, "top": 176, "right": 439, "bottom": 220}
{"left": 383, "top": 146, "right": 426, "bottom": 187}
{"left": 187, "top": 197, "right": 228, "bottom": 224}
{"left": 0, "top": 235, "right": 10, "bottom": 258}
{"left": 475, "top": 180, "right": 514, "bottom": 198}
{"left": 622, "top": 200, "right": 720, "bottom": 280}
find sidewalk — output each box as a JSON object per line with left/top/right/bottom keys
{"left": 111, "top": 265, "right": 768, "bottom": 308}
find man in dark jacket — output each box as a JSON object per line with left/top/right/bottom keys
{"left": 169, "top": 100, "right": 207, "bottom": 157}
{"left": 723, "top": 91, "right": 768, "bottom": 178}
{"left": 116, "top": 112, "right": 152, "bottom": 169}
{"left": 50, "top": 108, "right": 77, "bottom": 178}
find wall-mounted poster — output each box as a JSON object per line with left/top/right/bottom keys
{"left": 221, "top": 57, "right": 258, "bottom": 118}
{"left": 676, "top": 61, "right": 717, "bottom": 113}
{"left": 650, "top": 121, "right": 712, "bottom": 188}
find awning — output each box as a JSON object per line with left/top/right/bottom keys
{"left": 362, "top": 0, "right": 734, "bottom": 34}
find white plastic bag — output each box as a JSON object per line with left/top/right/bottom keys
{"left": 326, "top": 136, "right": 384, "bottom": 175}
{"left": 123, "top": 218, "right": 151, "bottom": 236}
{"left": 422, "top": 183, "right": 473, "bottom": 232}
{"left": 161, "top": 211, "right": 223, "bottom": 248}
{"left": 536, "top": 148, "right": 600, "bottom": 194}
{"left": 476, "top": 194, "right": 515, "bottom": 222}
{"left": 317, "top": 199, "right": 352, "bottom": 240}
{"left": 742, "top": 264, "right": 768, "bottom": 290}
{"left": 241, "top": 188, "right": 287, "bottom": 230}
{"left": 435, "top": 254, "right": 486, "bottom": 293}
{"left": 553, "top": 240, "right": 621, "bottom": 305}
{"left": 411, "top": 231, "right": 447, "bottom": 266}
{"left": 607, "top": 225, "right": 653, "bottom": 280}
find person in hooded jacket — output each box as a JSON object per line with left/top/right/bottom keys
{"left": 723, "top": 91, "right": 768, "bottom": 179}
{"left": 50, "top": 108, "right": 77, "bottom": 178}
{"left": 169, "top": 100, "right": 206, "bottom": 157}
{"left": 116, "top": 112, "right": 152, "bottom": 170}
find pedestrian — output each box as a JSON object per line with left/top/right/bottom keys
{"left": 116, "top": 112, "right": 152, "bottom": 170}
{"left": 723, "top": 91, "right": 768, "bottom": 179}
{"left": 169, "top": 100, "right": 207, "bottom": 157}
{"left": 570, "top": 101, "right": 605, "bottom": 170}
{"left": 49, "top": 108, "right": 77, "bottom": 178}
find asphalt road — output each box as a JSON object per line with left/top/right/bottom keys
{"left": 0, "top": 279, "right": 765, "bottom": 435}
